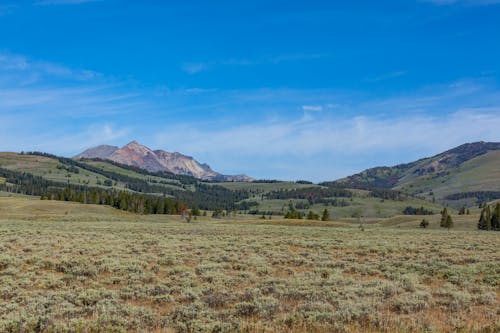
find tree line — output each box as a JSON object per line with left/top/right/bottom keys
{"left": 265, "top": 187, "right": 352, "bottom": 203}
{"left": 403, "top": 206, "right": 434, "bottom": 215}
{"left": 0, "top": 167, "right": 185, "bottom": 215}
{"left": 445, "top": 191, "right": 500, "bottom": 204}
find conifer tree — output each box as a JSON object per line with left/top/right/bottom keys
{"left": 321, "top": 209, "right": 330, "bottom": 221}
{"left": 485, "top": 206, "right": 492, "bottom": 231}
{"left": 307, "top": 210, "right": 319, "bottom": 220}
{"left": 492, "top": 203, "right": 500, "bottom": 230}
{"left": 440, "top": 208, "right": 448, "bottom": 228}
{"left": 445, "top": 215, "right": 453, "bottom": 230}
{"left": 478, "top": 208, "right": 487, "bottom": 230}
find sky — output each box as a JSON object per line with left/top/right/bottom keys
{"left": 0, "top": 0, "right": 499, "bottom": 181}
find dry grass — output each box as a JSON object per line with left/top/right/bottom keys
{"left": 0, "top": 197, "right": 498, "bottom": 332}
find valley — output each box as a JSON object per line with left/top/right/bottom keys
{"left": 0, "top": 196, "right": 498, "bottom": 332}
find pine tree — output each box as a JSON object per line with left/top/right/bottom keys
{"left": 478, "top": 208, "right": 487, "bottom": 230}
{"left": 485, "top": 206, "right": 492, "bottom": 231}
{"left": 440, "top": 208, "right": 448, "bottom": 228}
{"left": 492, "top": 203, "right": 500, "bottom": 231}
{"left": 445, "top": 215, "right": 453, "bottom": 230}
{"left": 307, "top": 210, "right": 319, "bottom": 220}
{"left": 321, "top": 209, "right": 330, "bottom": 221}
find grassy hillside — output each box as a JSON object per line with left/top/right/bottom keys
{"left": 327, "top": 142, "right": 500, "bottom": 209}
{"left": 0, "top": 196, "right": 498, "bottom": 332}
{"left": 0, "top": 153, "right": 111, "bottom": 187}
{"left": 396, "top": 150, "right": 500, "bottom": 207}
{"left": 245, "top": 190, "right": 445, "bottom": 218}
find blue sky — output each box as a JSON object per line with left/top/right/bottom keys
{"left": 0, "top": 0, "right": 499, "bottom": 181}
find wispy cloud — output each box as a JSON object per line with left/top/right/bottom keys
{"left": 149, "top": 79, "right": 500, "bottom": 180}
{"left": 301, "top": 105, "right": 323, "bottom": 112}
{"left": 181, "top": 62, "right": 209, "bottom": 74}
{"left": 0, "top": 52, "right": 142, "bottom": 154}
{"left": 181, "top": 53, "right": 327, "bottom": 74}
{"left": 154, "top": 111, "right": 500, "bottom": 158}
{"left": 0, "top": 52, "right": 102, "bottom": 83}
{"left": 0, "top": 120, "right": 129, "bottom": 155}
{"left": 364, "top": 71, "right": 407, "bottom": 83}
{"left": 1, "top": 51, "right": 499, "bottom": 180}
{"left": 153, "top": 109, "right": 500, "bottom": 180}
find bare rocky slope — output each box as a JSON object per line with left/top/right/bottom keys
{"left": 75, "top": 141, "right": 253, "bottom": 182}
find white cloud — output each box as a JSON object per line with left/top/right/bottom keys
{"left": 0, "top": 121, "right": 129, "bottom": 155}
{"left": 364, "top": 71, "right": 407, "bottom": 83}
{"left": 301, "top": 105, "right": 323, "bottom": 111}
{"left": 154, "top": 110, "right": 500, "bottom": 158}
{"left": 0, "top": 52, "right": 102, "bottom": 82}
{"left": 182, "top": 53, "right": 327, "bottom": 73}
{"left": 181, "top": 63, "right": 209, "bottom": 74}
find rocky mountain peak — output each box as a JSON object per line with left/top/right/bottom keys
{"left": 75, "top": 141, "right": 254, "bottom": 182}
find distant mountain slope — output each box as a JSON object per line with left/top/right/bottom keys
{"left": 324, "top": 142, "right": 500, "bottom": 206}
{"left": 75, "top": 141, "right": 253, "bottom": 182}
{"left": 74, "top": 145, "right": 118, "bottom": 160}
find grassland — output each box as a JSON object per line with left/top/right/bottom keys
{"left": 248, "top": 194, "right": 445, "bottom": 219}
{"left": 0, "top": 197, "right": 498, "bottom": 332}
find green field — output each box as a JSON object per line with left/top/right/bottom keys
{"left": 0, "top": 197, "right": 498, "bottom": 332}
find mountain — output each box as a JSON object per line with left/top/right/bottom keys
{"left": 324, "top": 142, "right": 500, "bottom": 207}
{"left": 75, "top": 141, "right": 253, "bottom": 182}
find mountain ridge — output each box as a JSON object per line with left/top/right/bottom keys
{"left": 322, "top": 141, "right": 500, "bottom": 206}
{"left": 75, "top": 141, "right": 253, "bottom": 182}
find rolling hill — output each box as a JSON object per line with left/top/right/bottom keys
{"left": 323, "top": 142, "right": 500, "bottom": 208}
{"left": 1, "top": 141, "right": 498, "bottom": 217}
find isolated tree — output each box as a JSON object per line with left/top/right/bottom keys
{"left": 444, "top": 215, "right": 453, "bottom": 230}
{"left": 440, "top": 208, "right": 449, "bottom": 228}
{"left": 321, "top": 209, "right": 330, "bottom": 221}
{"left": 420, "top": 219, "right": 429, "bottom": 229}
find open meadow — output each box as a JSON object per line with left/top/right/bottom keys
{"left": 0, "top": 197, "right": 499, "bottom": 332}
